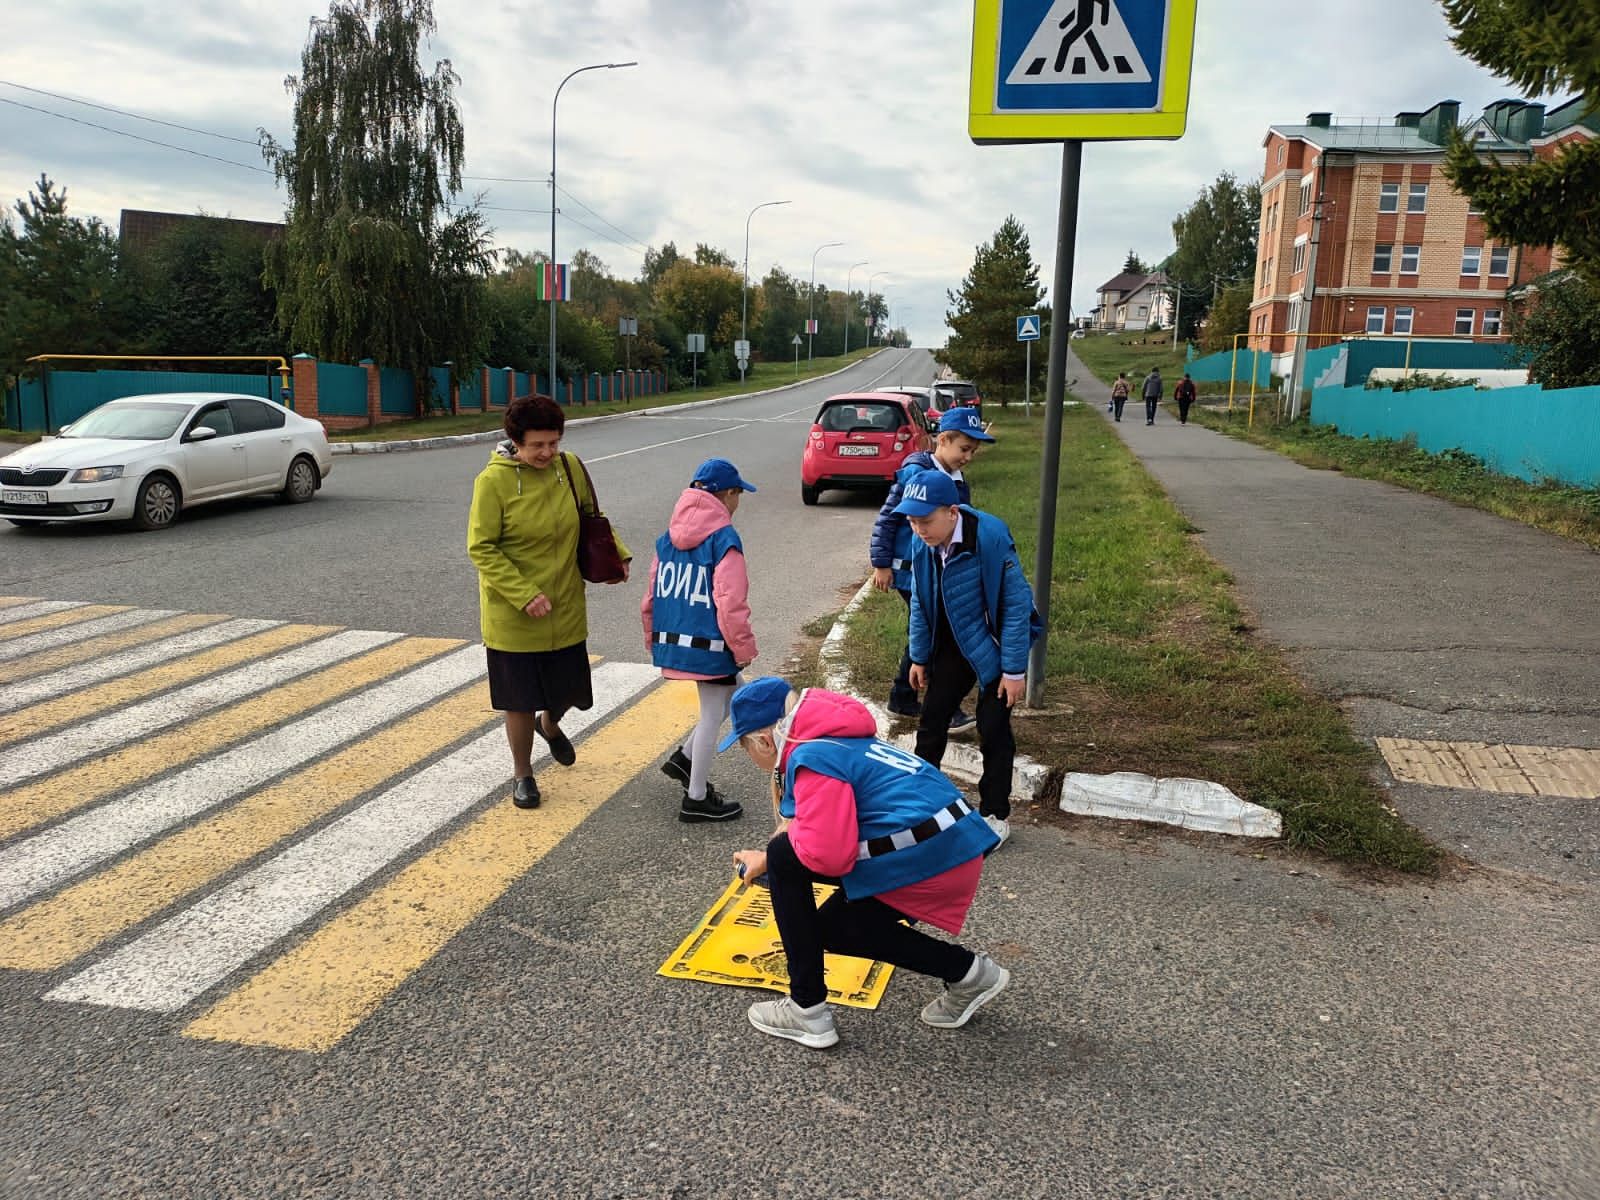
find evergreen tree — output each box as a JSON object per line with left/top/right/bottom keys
{"left": 1122, "top": 249, "right": 1146, "bottom": 274}
{"left": 941, "top": 216, "right": 1046, "bottom": 406}
{"left": 132, "top": 217, "right": 282, "bottom": 358}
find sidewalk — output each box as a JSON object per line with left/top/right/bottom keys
{"left": 1073, "top": 347, "right": 1599, "bottom": 885}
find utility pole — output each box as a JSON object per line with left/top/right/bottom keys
{"left": 1287, "top": 192, "right": 1329, "bottom": 421}
{"left": 740, "top": 200, "right": 791, "bottom": 382}
{"left": 843, "top": 261, "right": 868, "bottom": 355}
{"left": 808, "top": 241, "right": 842, "bottom": 365}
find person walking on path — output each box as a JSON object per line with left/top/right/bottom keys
{"left": 897, "top": 469, "right": 1041, "bottom": 849}
{"left": 1142, "top": 368, "right": 1163, "bottom": 425}
{"left": 1110, "top": 372, "right": 1130, "bottom": 421}
{"left": 467, "top": 394, "right": 631, "bottom": 811}
{"left": 643, "top": 458, "right": 758, "bottom": 823}
{"left": 722, "top": 677, "right": 1009, "bottom": 1050}
{"left": 1174, "top": 372, "right": 1197, "bottom": 425}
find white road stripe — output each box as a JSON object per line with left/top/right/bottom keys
{"left": 586, "top": 425, "right": 752, "bottom": 463}
{"left": 48, "top": 660, "right": 658, "bottom": 1013}
{"left": 0, "top": 645, "right": 489, "bottom": 910}
{"left": 0, "top": 629, "right": 399, "bottom": 790}
{"left": 0, "top": 600, "right": 88, "bottom": 627}
{"left": 0, "top": 618, "right": 282, "bottom": 713}
{"left": 0, "top": 608, "right": 182, "bottom": 664}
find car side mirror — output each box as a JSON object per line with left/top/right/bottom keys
{"left": 187, "top": 426, "right": 219, "bottom": 443}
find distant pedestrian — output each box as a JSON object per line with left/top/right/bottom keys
{"left": 1110, "top": 372, "right": 1130, "bottom": 421}
{"left": 468, "top": 394, "right": 631, "bottom": 811}
{"left": 643, "top": 458, "right": 758, "bottom": 823}
{"left": 1174, "top": 373, "right": 1197, "bottom": 425}
{"left": 1142, "top": 368, "right": 1162, "bottom": 425}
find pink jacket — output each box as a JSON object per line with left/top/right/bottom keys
{"left": 641, "top": 488, "right": 758, "bottom": 679}
{"left": 781, "top": 689, "right": 984, "bottom": 935}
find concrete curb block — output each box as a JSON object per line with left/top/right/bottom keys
{"left": 329, "top": 350, "right": 888, "bottom": 456}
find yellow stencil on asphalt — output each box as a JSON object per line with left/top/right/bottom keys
{"left": 1378, "top": 737, "right": 1600, "bottom": 800}
{"left": 0, "top": 612, "right": 227, "bottom": 685}
{"left": 0, "top": 634, "right": 461, "bottom": 841}
{"left": 184, "top": 679, "right": 699, "bottom": 1053}
{"left": 659, "top": 878, "right": 894, "bottom": 1010}
{"left": 0, "top": 596, "right": 39, "bottom": 610}
{"left": 0, "top": 682, "right": 498, "bottom": 971}
{"left": 0, "top": 604, "right": 131, "bottom": 642}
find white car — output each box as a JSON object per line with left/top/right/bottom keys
{"left": 0, "top": 393, "right": 333, "bottom": 531}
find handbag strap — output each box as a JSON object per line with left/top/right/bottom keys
{"left": 560, "top": 451, "right": 600, "bottom": 517}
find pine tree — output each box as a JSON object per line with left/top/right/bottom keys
{"left": 1122, "top": 249, "right": 1146, "bottom": 274}
{"left": 941, "top": 216, "right": 1046, "bottom": 406}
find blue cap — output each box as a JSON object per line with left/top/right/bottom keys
{"left": 717, "top": 676, "right": 794, "bottom": 752}
{"left": 892, "top": 469, "right": 962, "bottom": 517}
{"left": 936, "top": 407, "right": 995, "bottom": 441}
{"left": 692, "top": 457, "right": 758, "bottom": 493}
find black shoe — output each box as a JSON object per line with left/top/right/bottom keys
{"left": 679, "top": 782, "right": 744, "bottom": 823}
{"left": 538, "top": 715, "right": 576, "bottom": 766}
{"left": 888, "top": 699, "right": 923, "bottom": 718}
{"left": 661, "top": 747, "right": 691, "bottom": 786}
{"left": 512, "top": 776, "right": 541, "bottom": 809}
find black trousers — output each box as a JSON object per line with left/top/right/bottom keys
{"left": 1145, "top": 396, "right": 1159, "bottom": 421}
{"left": 1177, "top": 396, "right": 1193, "bottom": 423}
{"left": 1112, "top": 396, "right": 1126, "bottom": 420}
{"left": 765, "top": 833, "right": 974, "bottom": 1009}
{"left": 913, "top": 633, "right": 1017, "bottom": 820}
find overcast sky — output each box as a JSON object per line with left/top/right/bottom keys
{"left": 0, "top": 0, "right": 1553, "bottom": 348}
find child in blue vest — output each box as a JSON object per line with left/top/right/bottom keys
{"left": 869, "top": 407, "right": 994, "bottom": 727}
{"left": 642, "top": 458, "right": 759, "bottom": 822}
{"left": 720, "top": 677, "right": 1009, "bottom": 1050}
{"left": 895, "top": 469, "right": 1041, "bottom": 850}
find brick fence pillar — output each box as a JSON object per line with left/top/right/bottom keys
{"left": 481, "top": 365, "right": 493, "bottom": 409}
{"left": 449, "top": 375, "right": 460, "bottom": 416}
{"left": 290, "top": 353, "right": 319, "bottom": 421}
{"left": 360, "top": 359, "right": 379, "bottom": 426}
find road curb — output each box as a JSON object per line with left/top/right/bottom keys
{"left": 328, "top": 349, "right": 888, "bottom": 456}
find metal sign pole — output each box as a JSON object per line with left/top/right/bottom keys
{"left": 1025, "top": 338, "right": 1032, "bottom": 416}
{"left": 1025, "top": 140, "right": 1083, "bottom": 710}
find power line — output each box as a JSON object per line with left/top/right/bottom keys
{"left": 555, "top": 184, "right": 648, "bottom": 253}
{"left": 0, "top": 79, "right": 263, "bottom": 146}
{"left": 0, "top": 96, "right": 277, "bottom": 176}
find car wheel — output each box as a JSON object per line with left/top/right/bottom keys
{"left": 132, "top": 474, "right": 180, "bottom": 531}
{"left": 801, "top": 484, "right": 820, "bottom": 506}
{"left": 280, "top": 455, "right": 319, "bottom": 504}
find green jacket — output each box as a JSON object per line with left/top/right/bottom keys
{"left": 467, "top": 444, "right": 631, "bottom": 653}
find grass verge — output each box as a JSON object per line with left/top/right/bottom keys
{"left": 836, "top": 403, "right": 1441, "bottom": 874}
{"left": 1070, "top": 330, "right": 1190, "bottom": 385}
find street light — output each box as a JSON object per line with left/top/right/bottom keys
{"left": 843, "top": 261, "right": 869, "bottom": 355}
{"left": 549, "top": 60, "right": 637, "bottom": 403}
{"left": 808, "top": 241, "right": 843, "bottom": 364}
{"left": 740, "top": 199, "right": 791, "bottom": 381}
{"left": 866, "top": 270, "right": 889, "bottom": 347}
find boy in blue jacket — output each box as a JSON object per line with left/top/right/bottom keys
{"left": 896, "top": 469, "right": 1041, "bottom": 849}
{"left": 869, "top": 407, "right": 994, "bottom": 726}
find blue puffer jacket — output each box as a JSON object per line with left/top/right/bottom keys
{"left": 869, "top": 453, "right": 971, "bottom": 592}
{"left": 908, "top": 506, "right": 1041, "bottom": 684}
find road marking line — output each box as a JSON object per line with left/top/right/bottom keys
{"left": 586, "top": 425, "right": 752, "bottom": 463}
{"left": 0, "top": 677, "right": 497, "bottom": 967}
{"left": 0, "top": 604, "right": 130, "bottom": 642}
{"left": 0, "top": 618, "right": 274, "bottom": 711}
{"left": 0, "top": 600, "right": 86, "bottom": 626}
{"left": 0, "top": 608, "right": 180, "bottom": 663}
{"left": 49, "top": 660, "right": 657, "bottom": 1014}
{"left": 0, "top": 612, "right": 228, "bottom": 687}
{"left": 0, "top": 631, "right": 440, "bottom": 842}
{"left": 185, "top": 679, "right": 698, "bottom": 1051}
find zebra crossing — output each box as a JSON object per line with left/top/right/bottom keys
{"left": 0, "top": 595, "right": 698, "bottom": 1052}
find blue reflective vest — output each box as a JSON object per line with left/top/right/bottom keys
{"left": 782, "top": 736, "right": 997, "bottom": 899}
{"left": 651, "top": 525, "right": 742, "bottom": 676}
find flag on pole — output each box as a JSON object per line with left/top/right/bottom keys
{"left": 537, "top": 263, "right": 571, "bottom": 302}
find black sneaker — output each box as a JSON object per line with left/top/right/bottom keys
{"left": 679, "top": 781, "right": 744, "bottom": 823}
{"left": 948, "top": 709, "right": 977, "bottom": 733}
{"left": 660, "top": 747, "right": 691, "bottom": 786}
{"left": 512, "top": 776, "right": 541, "bottom": 809}
{"left": 887, "top": 699, "right": 923, "bottom": 718}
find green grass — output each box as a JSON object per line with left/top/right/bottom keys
{"left": 1070, "top": 329, "right": 1190, "bottom": 385}
{"left": 0, "top": 431, "right": 45, "bottom": 447}
{"left": 327, "top": 347, "right": 883, "bottom": 442}
{"left": 836, "top": 403, "right": 1441, "bottom": 874}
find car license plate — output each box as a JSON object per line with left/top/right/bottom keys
{"left": 837, "top": 444, "right": 879, "bottom": 456}
{"left": 2, "top": 489, "right": 48, "bottom": 506}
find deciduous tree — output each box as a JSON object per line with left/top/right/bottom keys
{"left": 1167, "top": 172, "right": 1261, "bottom": 338}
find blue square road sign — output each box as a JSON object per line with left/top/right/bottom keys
{"left": 1016, "top": 314, "right": 1041, "bottom": 341}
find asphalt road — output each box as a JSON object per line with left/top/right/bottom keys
{"left": 1, "top": 350, "right": 1596, "bottom": 1198}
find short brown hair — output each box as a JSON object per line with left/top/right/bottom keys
{"left": 505, "top": 394, "right": 565, "bottom": 443}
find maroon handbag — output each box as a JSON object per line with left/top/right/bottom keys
{"left": 561, "top": 453, "right": 628, "bottom": 584}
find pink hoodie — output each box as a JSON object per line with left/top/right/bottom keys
{"left": 641, "top": 487, "right": 758, "bottom": 679}
{"left": 781, "top": 689, "right": 984, "bottom": 936}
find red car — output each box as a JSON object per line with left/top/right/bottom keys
{"left": 800, "top": 391, "right": 934, "bottom": 506}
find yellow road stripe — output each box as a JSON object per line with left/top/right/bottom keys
{"left": 0, "top": 604, "right": 132, "bottom": 642}
{"left": 185, "top": 680, "right": 697, "bottom": 1052}
{"left": 0, "top": 596, "right": 38, "bottom": 611}
{"left": 0, "top": 612, "right": 228, "bottom": 685}
{"left": 0, "top": 623, "right": 335, "bottom": 748}
{"left": 0, "top": 635, "right": 463, "bottom": 841}
{"left": 0, "top": 683, "right": 498, "bottom": 971}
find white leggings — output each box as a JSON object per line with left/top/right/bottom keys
{"left": 685, "top": 679, "right": 737, "bottom": 800}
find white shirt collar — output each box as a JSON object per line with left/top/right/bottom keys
{"left": 938, "top": 511, "right": 964, "bottom": 563}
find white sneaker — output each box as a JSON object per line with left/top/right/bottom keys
{"left": 983, "top": 813, "right": 1011, "bottom": 848}
{"left": 747, "top": 997, "right": 839, "bottom": 1049}
{"left": 921, "top": 953, "right": 1011, "bottom": 1028}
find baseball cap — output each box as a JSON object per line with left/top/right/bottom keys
{"left": 936, "top": 407, "right": 995, "bottom": 442}
{"left": 892, "top": 468, "right": 962, "bottom": 517}
{"left": 717, "top": 676, "right": 794, "bottom": 752}
{"left": 691, "top": 457, "right": 758, "bottom": 493}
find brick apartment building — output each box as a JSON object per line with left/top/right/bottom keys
{"left": 1248, "top": 96, "right": 1596, "bottom": 375}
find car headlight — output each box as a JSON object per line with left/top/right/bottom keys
{"left": 69, "top": 466, "right": 124, "bottom": 483}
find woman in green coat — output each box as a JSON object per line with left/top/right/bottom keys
{"left": 467, "top": 394, "right": 630, "bottom": 809}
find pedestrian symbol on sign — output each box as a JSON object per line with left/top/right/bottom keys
{"left": 1009, "top": 0, "right": 1151, "bottom": 85}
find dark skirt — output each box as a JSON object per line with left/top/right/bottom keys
{"left": 485, "top": 642, "right": 593, "bottom": 715}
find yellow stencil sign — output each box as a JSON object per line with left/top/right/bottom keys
{"left": 659, "top": 879, "right": 894, "bottom": 1010}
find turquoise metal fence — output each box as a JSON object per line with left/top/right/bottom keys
{"left": 1185, "top": 347, "right": 1271, "bottom": 387}
{"left": 5, "top": 369, "right": 283, "bottom": 433}
{"left": 317, "top": 362, "right": 368, "bottom": 418}
{"left": 379, "top": 367, "right": 413, "bottom": 417}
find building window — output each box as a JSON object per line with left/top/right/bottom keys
{"left": 1407, "top": 183, "right": 1428, "bottom": 212}
{"left": 1278, "top": 144, "right": 1285, "bottom": 165}
{"left": 1378, "top": 182, "right": 1399, "bottom": 212}
{"left": 1489, "top": 246, "right": 1510, "bottom": 276}
{"left": 1461, "top": 246, "right": 1482, "bottom": 275}
{"left": 1365, "top": 306, "right": 1387, "bottom": 334}
{"left": 1400, "top": 245, "right": 1421, "bottom": 274}
{"left": 1292, "top": 242, "right": 1307, "bottom": 274}
{"left": 1287, "top": 298, "right": 1303, "bottom": 332}
{"left": 1394, "top": 307, "right": 1415, "bottom": 334}
{"left": 1372, "top": 244, "right": 1393, "bottom": 273}
{"left": 1483, "top": 309, "right": 1503, "bottom": 336}
{"left": 1455, "top": 308, "right": 1475, "bottom": 335}
{"left": 1298, "top": 176, "right": 1314, "bottom": 217}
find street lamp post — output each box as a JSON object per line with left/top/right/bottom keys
{"left": 866, "top": 270, "right": 889, "bottom": 347}
{"left": 549, "top": 60, "right": 637, "bottom": 403}
{"left": 808, "top": 241, "right": 843, "bottom": 364}
{"left": 843, "top": 261, "right": 868, "bottom": 355}
{"left": 740, "top": 199, "right": 791, "bottom": 381}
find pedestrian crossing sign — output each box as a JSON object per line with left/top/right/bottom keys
{"left": 969, "top": 0, "right": 1199, "bottom": 143}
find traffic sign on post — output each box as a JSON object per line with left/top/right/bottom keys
{"left": 1016, "top": 314, "right": 1041, "bottom": 341}
{"left": 969, "top": 0, "right": 1199, "bottom": 143}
